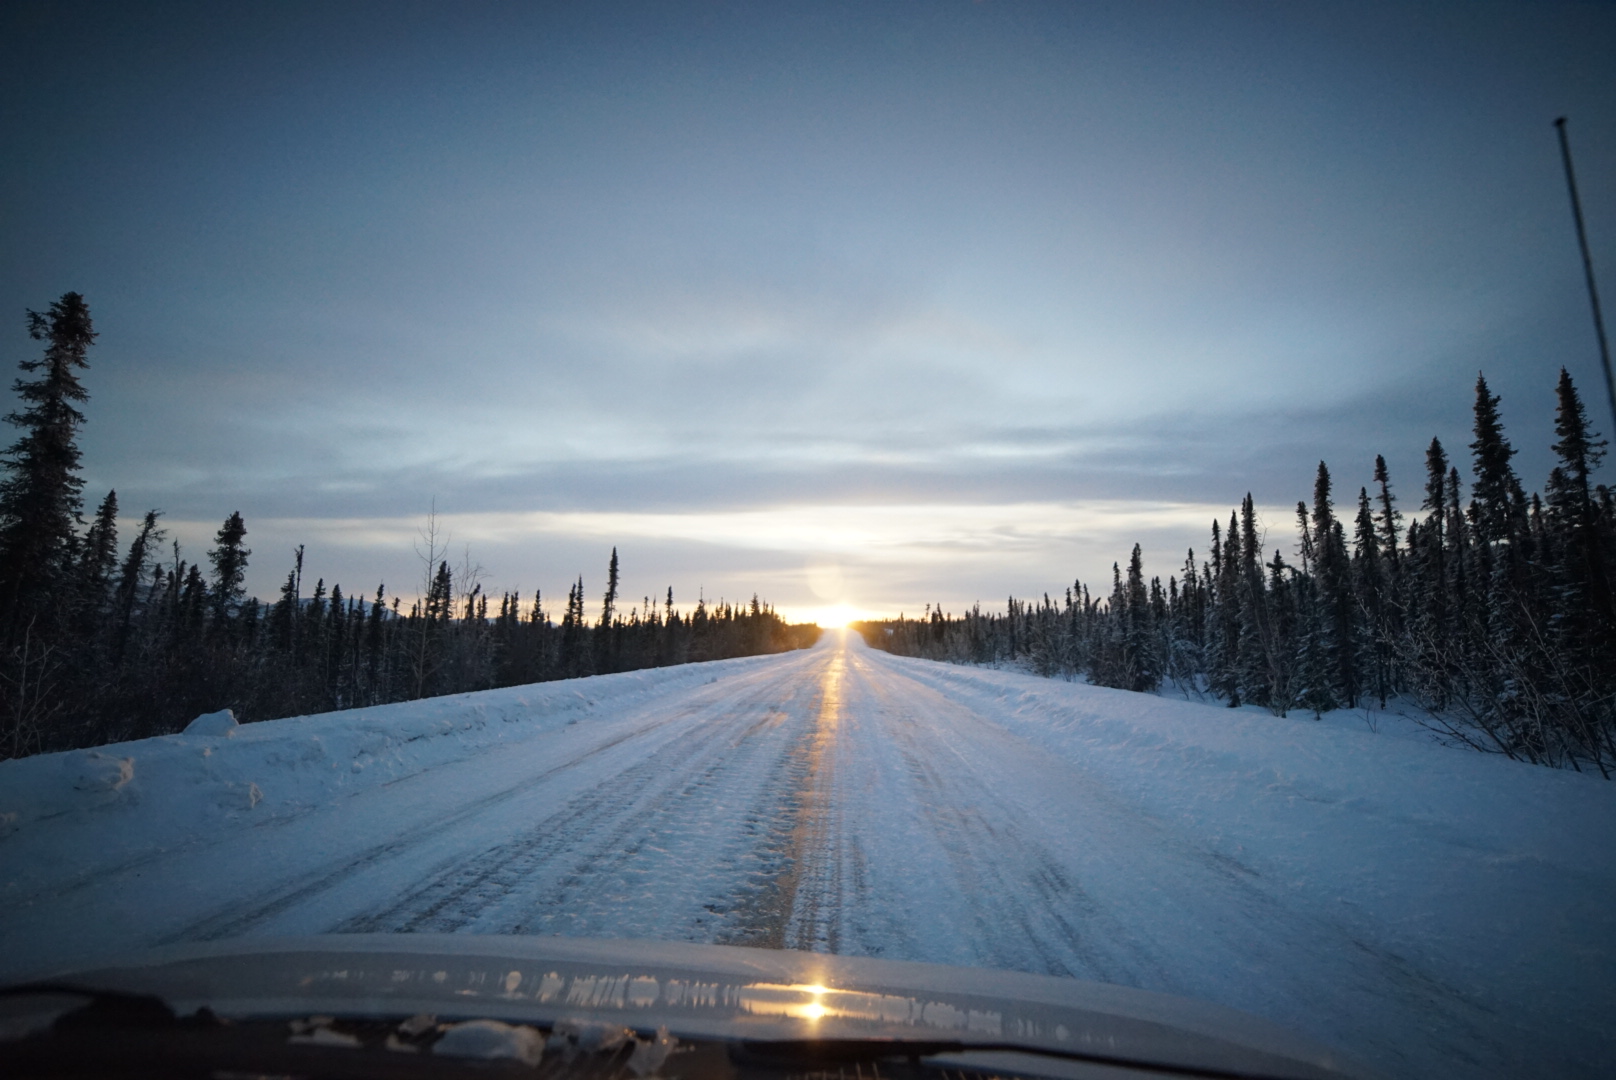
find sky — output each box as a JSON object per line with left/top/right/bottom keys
{"left": 3, "top": 1, "right": 1614, "bottom": 625}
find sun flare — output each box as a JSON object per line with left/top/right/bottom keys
{"left": 815, "top": 604, "right": 858, "bottom": 630}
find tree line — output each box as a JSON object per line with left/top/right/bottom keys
{"left": 859, "top": 370, "right": 1616, "bottom": 775}
{"left": 0, "top": 294, "right": 818, "bottom": 759}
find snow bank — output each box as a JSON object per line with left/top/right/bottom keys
{"left": 0, "top": 653, "right": 788, "bottom": 901}
{"left": 184, "top": 709, "right": 239, "bottom": 736}
{"left": 888, "top": 657, "right": 1616, "bottom": 878}
{"left": 880, "top": 653, "right": 1616, "bottom": 1074}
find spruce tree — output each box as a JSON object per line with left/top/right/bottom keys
{"left": 1422, "top": 438, "right": 1449, "bottom": 523}
{"left": 270, "top": 567, "right": 299, "bottom": 655}
{"left": 1469, "top": 374, "right": 1523, "bottom": 546}
{"left": 1445, "top": 465, "right": 1472, "bottom": 637}
{"left": 1373, "top": 455, "right": 1401, "bottom": 571}
{"left": 366, "top": 584, "right": 387, "bottom": 698}
{"left": 1311, "top": 462, "right": 1338, "bottom": 555}
{"left": 1235, "top": 494, "right": 1272, "bottom": 708}
{"left": 326, "top": 583, "right": 346, "bottom": 705}
{"left": 1415, "top": 438, "right": 1450, "bottom": 624}
{"left": 1294, "top": 572, "right": 1335, "bottom": 718}
{"left": 1353, "top": 487, "right": 1381, "bottom": 565}
{"left": 1294, "top": 501, "right": 1313, "bottom": 575}
{"left": 1353, "top": 486, "right": 1391, "bottom": 705}
{"left": 75, "top": 490, "right": 119, "bottom": 632}
{"left": 1264, "top": 547, "right": 1300, "bottom": 714}
{"left": 1123, "top": 543, "right": 1155, "bottom": 691}
{"left": 270, "top": 546, "right": 304, "bottom": 658}
{"left": 1093, "top": 563, "right": 1126, "bottom": 688}
{"left": 600, "top": 547, "right": 619, "bottom": 628}
{"left": 596, "top": 548, "right": 621, "bottom": 673}
{"left": 113, "top": 511, "right": 163, "bottom": 661}
{"left": 1311, "top": 462, "right": 1358, "bottom": 707}
{"left": 560, "top": 576, "right": 586, "bottom": 677}
{"left": 1546, "top": 369, "right": 1613, "bottom": 639}
{"left": 0, "top": 294, "right": 97, "bottom": 632}
{"left": 1210, "top": 514, "right": 1242, "bottom": 705}
{"left": 207, "top": 512, "right": 251, "bottom": 624}
{"left": 1173, "top": 548, "right": 1205, "bottom": 684}
{"left": 177, "top": 563, "right": 208, "bottom": 644}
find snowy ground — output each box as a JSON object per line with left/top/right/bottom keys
{"left": 2, "top": 631, "right": 1613, "bottom": 1079}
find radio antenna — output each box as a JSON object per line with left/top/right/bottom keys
{"left": 1554, "top": 116, "right": 1616, "bottom": 434}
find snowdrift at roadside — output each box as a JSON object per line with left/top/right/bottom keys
{"left": 0, "top": 654, "right": 775, "bottom": 896}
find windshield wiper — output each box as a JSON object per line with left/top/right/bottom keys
{"left": 736, "top": 1038, "right": 1328, "bottom": 1080}
{"left": 2, "top": 982, "right": 219, "bottom": 1030}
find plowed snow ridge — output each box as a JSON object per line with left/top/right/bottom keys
{"left": 2, "top": 631, "right": 1613, "bottom": 1079}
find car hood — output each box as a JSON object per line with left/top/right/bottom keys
{"left": 15, "top": 934, "right": 1377, "bottom": 1079}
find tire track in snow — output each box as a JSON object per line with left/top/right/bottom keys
{"left": 842, "top": 647, "right": 1323, "bottom": 982}
{"left": 843, "top": 646, "right": 1519, "bottom": 1078}
{"left": 778, "top": 649, "right": 848, "bottom": 953}
{"left": 160, "top": 661, "right": 822, "bottom": 944}
{"left": 337, "top": 672, "right": 819, "bottom": 937}
{"left": 834, "top": 646, "right": 1147, "bottom": 981}
{"left": 713, "top": 647, "right": 847, "bottom": 952}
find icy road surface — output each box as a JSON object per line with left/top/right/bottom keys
{"left": 3, "top": 631, "right": 1614, "bottom": 1079}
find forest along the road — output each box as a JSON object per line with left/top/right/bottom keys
{"left": 3, "top": 631, "right": 1614, "bottom": 1080}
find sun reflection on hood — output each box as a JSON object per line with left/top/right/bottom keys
{"left": 735, "top": 981, "right": 1001, "bottom": 1034}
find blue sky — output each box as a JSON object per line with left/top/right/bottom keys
{"left": 3, "top": 1, "right": 1614, "bottom": 622}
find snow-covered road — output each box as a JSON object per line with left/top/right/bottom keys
{"left": 4, "top": 631, "right": 1614, "bottom": 1078}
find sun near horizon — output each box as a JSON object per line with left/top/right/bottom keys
{"left": 792, "top": 603, "right": 862, "bottom": 630}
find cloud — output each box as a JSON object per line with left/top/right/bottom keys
{"left": 17, "top": 1, "right": 1615, "bottom": 622}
